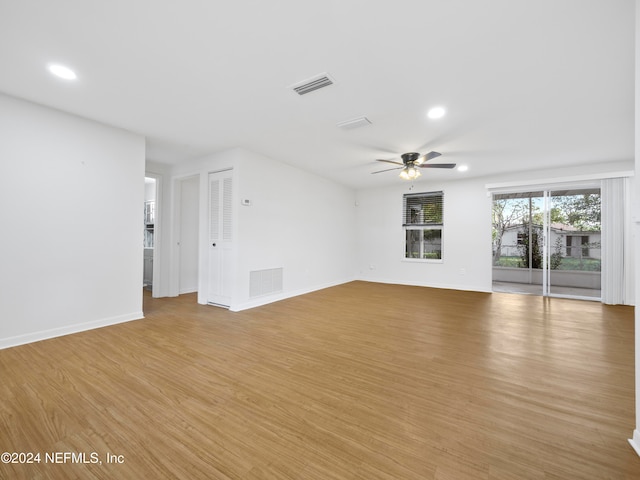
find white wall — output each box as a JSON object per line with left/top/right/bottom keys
{"left": 155, "top": 150, "right": 633, "bottom": 308}
{"left": 233, "top": 149, "right": 357, "bottom": 310}
{"left": 356, "top": 161, "right": 634, "bottom": 294}
{"left": 157, "top": 148, "right": 357, "bottom": 311}
{"left": 0, "top": 93, "right": 145, "bottom": 349}
{"left": 356, "top": 177, "right": 493, "bottom": 292}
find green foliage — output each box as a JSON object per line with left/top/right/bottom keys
{"left": 492, "top": 198, "right": 530, "bottom": 263}
{"left": 532, "top": 207, "right": 565, "bottom": 226}
{"left": 550, "top": 193, "right": 601, "bottom": 231}
{"left": 423, "top": 203, "right": 442, "bottom": 224}
{"left": 493, "top": 257, "right": 522, "bottom": 267}
{"left": 549, "top": 237, "right": 563, "bottom": 270}
{"left": 494, "top": 193, "right": 601, "bottom": 232}
{"left": 516, "top": 227, "right": 563, "bottom": 270}
{"left": 557, "top": 257, "right": 601, "bottom": 272}
{"left": 518, "top": 227, "right": 542, "bottom": 269}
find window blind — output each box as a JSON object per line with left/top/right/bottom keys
{"left": 403, "top": 191, "right": 443, "bottom": 226}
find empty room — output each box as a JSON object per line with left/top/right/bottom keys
{"left": 1, "top": 1, "right": 640, "bottom": 479}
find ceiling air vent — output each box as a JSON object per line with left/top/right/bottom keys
{"left": 290, "top": 73, "right": 335, "bottom": 96}
{"left": 337, "top": 116, "right": 372, "bottom": 130}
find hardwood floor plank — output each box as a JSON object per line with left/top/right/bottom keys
{"left": 1, "top": 281, "right": 639, "bottom": 479}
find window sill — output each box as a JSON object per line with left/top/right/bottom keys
{"left": 402, "top": 257, "right": 443, "bottom": 264}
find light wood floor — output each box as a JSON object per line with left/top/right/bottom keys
{"left": 1, "top": 281, "right": 638, "bottom": 479}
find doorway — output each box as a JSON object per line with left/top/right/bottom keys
{"left": 492, "top": 186, "right": 601, "bottom": 300}
{"left": 143, "top": 176, "right": 157, "bottom": 293}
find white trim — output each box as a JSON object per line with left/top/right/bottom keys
{"left": 629, "top": 430, "right": 640, "bottom": 457}
{"left": 229, "top": 278, "right": 355, "bottom": 312}
{"left": 0, "top": 312, "right": 144, "bottom": 350}
{"left": 402, "top": 256, "right": 445, "bottom": 264}
{"left": 358, "top": 277, "right": 493, "bottom": 294}
{"left": 144, "top": 171, "right": 163, "bottom": 298}
{"left": 486, "top": 171, "right": 634, "bottom": 193}
{"left": 547, "top": 293, "right": 600, "bottom": 302}
{"left": 179, "top": 288, "right": 198, "bottom": 295}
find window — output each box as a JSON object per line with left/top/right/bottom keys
{"left": 403, "top": 191, "right": 443, "bottom": 260}
{"left": 581, "top": 235, "right": 589, "bottom": 257}
{"left": 566, "top": 235, "right": 591, "bottom": 258}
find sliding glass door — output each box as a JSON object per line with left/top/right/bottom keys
{"left": 492, "top": 191, "right": 544, "bottom": 295}
{"left": 492, "top": 186, "right": 601, "bottom": 300}
{"left": 546, "top": 188, "right": 601, "bottom": 299}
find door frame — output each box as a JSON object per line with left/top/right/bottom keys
{"left": 144, "top": 172, "right": 162, "bottom": 298}
{"left": 543, "top": 186, "right": 602, "bottom": 301}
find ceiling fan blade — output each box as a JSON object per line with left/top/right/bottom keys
{"left": 418, "top": 163, "right": 456, "bottom": 169}
{"left": 376, "top": 159, "right": 404, "bottom": 166}
{"left": 371, "top": 167, "right": 403, "bottom": 174}
{"left": 416, "top": 151, "right": 442, "bottom": 164}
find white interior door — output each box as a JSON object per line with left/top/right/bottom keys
{"left": 208, "top": 170, "right": 233, "bottom": 306}
{"left": 178, "top": 175, "right": 199, "bottom": 294}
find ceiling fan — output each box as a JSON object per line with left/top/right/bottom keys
{"left": 372, "top": 151, "right": 456, "bottom": 180}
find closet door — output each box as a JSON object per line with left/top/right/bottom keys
{"left": 207, "top": 169, "right": 233, "bottom": 306}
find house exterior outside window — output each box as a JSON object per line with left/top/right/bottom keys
{"left": 403, "top": 191, "right": 443, "bottom": 260}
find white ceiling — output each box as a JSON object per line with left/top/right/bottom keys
{"left": 0, "top": 0, "right": 634, "bottom": 189}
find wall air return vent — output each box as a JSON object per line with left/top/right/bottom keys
{"left": 249, "top": 268, "right": 283, "bottom": 298}
{"left": 290, "top": 73, "right": 335, "bottom": 96}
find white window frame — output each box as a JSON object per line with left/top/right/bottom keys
{"left": 403, "top": 191, "right": 444, "bottom": 263}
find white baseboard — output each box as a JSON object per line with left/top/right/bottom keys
{"left": 629, "top": 430, "right": 640, "bottom": 457}
{"left": 179, "top": 287, "right": 198, "bottom": 295}
{"left": 0, "top": 311, "right": 144, "bottom": 350}
{"left": 357, "top": 276, "right": 492, "bottom": 294}
{"left": 229, "top": 277, "right": 355, "bottom": 312}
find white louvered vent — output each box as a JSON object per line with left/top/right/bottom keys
{"left": 336, "top": 116, "right": 372, "bottom": 130}
{"left": 249, "top": 268, "right": 283, "bottom": 298}
{"left": 291, "top": 73, "right": 335, "bottom": 95}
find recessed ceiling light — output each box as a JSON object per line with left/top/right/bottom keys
{"left": 48, "top": 64, "right": 77, "bottom": 80}
{"left": 427, "top": 106, "right": 446, "bottom": 119}
{"left": 457, "top": 165, "right": 468, "bottom": 172}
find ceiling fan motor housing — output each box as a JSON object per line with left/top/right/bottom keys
{"left": 401, "top": 152, "right": 421, "bottom": 164}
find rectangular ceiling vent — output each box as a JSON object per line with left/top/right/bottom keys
{"left": 291, "top": 73, "right": 335, "bottom": 96}
{"left": 337, "top": 116, "right": 372, "bottom": 130}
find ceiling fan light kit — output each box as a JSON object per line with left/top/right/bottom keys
{"left": 399, "top": 166, "right": 421, "bottom": 180}
{"left": 372, "top": 151, "right": 455, "bottom": 180}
